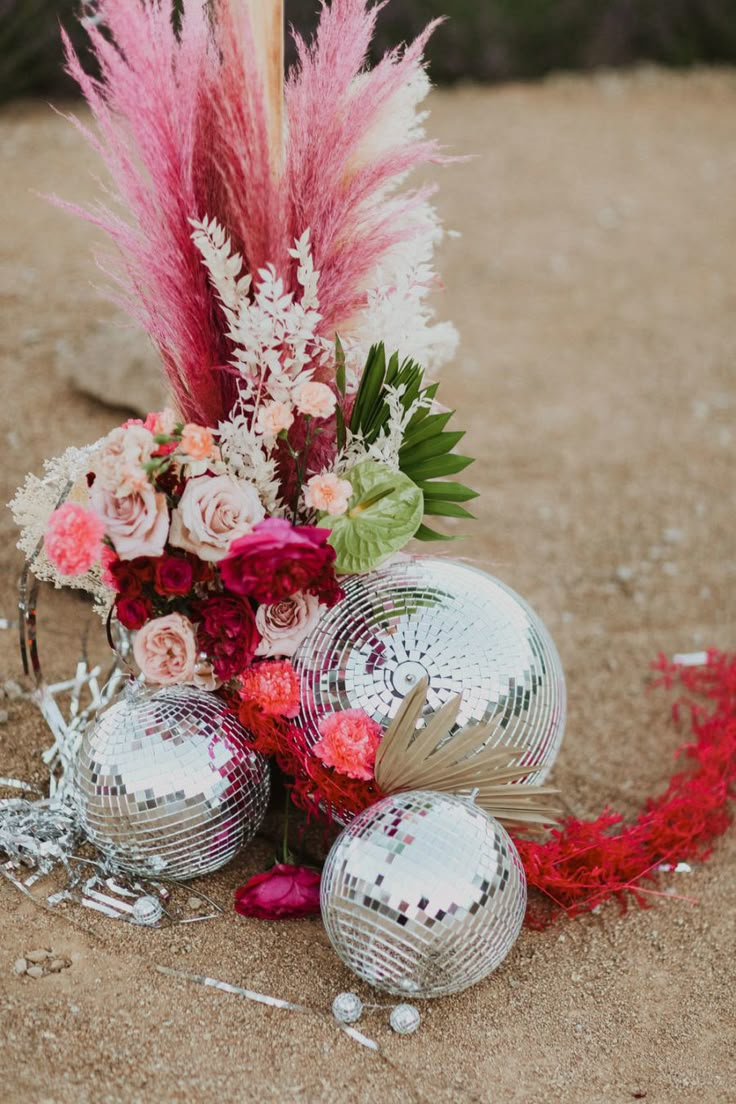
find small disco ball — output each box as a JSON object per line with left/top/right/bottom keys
{"left": 74, "top": 685, "right": 270, "bottom": 881}
{"left": 321, "top": 790, "right": 527, "bottom": 999}
{"left": 293, "top": 558, "right": 566, "bottom": 787}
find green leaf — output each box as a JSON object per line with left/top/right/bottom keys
{"left": 399, "top": 430, "right": 466, "bottom": 465}
{"left": 335, "top": 335, "right": 347, "bottom": 397}
{"left": 321, "top": 461, "right": 424, "bottom": 574}
{"left": 423, "top": 500, "right": 476, "bottom": 520}
{"left": 419, "top": 481, "right": 480, "bottom": 502}
{"left": 404, "top": 454, "right": 475, "bottom": 481}
{"left": 401, "top": 410, "right": 454, "bottom": 450}
{"left": 350, "top": 344, "right": 386, "bottom": 440}
{"left": 414, "top": 524, "right": 459, "bottom": 542}
{"left": 335, "top": 403, "right": 346, "bottom": 453}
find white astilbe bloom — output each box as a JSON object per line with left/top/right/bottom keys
{"left": 10, "top": 441, "right": 113, "bottom": 612}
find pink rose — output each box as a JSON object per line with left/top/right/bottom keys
{"left": 234, "top": 864, "right": 322, "bottom": 920}
{"left": 220, "top": 518, "right": 342, "bottom": 607}
{"left": 93, "top": 425, "right": 155, "bottom": 494}
{"left": 90, "top": 481, "right": 169, "bottom": 561}
{"left": 133, "top": 613, "right": 197, "bottom": 686}
{"left": 169, "top": 474, "right": 265, "bottom": 562}
{"left": 255, "top": 592, "right": 322, "bottom": 658}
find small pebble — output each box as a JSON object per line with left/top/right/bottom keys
{"left": 26, "top": 966, "right": 44, "bottom": 980}
{"left": 3, "top": 680, "right": 23, "bottom": 700}
{"left": 48, "top": 959, "right": 68, "bottom": 974}
{"left": 615, "top": 565, "right": 634, "bottom": 582}
{"left": 187, "top": 896, "right": 203, "bottom": 910}
{"left": 25, "top": 949, "right": 50, "bottom": 964}
{"left": 13, "top": 958, "right": 27, "bottom": 976}
{"left": 0, "top": 710, "right": 9, "bottom": 725}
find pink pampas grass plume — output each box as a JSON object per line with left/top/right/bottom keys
{"left": 284, "top": 0, "right": 445, "bottom": 336}
{"left": 53, "top": 0, "right": 447, "bottom": 424}
{"left": 57, "top": 0, "right": 230, "bottom": 425}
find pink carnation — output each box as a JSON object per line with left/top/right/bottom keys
{"left": 314, "top": 709, "right": 383, "bottom": 781}
{"left": 238, "top": 660, "right": 301, "bottom": 719}
{"left": 44, "top": 503, "right": 106, "bottom": 577}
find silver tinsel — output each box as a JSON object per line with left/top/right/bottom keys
{"left": 321, "top": 790, "right": 527, "bottom": 999}
{"left": 293, "top": 558, "right": 566, "bottom": 790}
{"left": 74, "top": 685, "right": 270, "bottom": 881}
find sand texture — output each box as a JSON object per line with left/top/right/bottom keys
{"left": 1, "top": 68, "right": 735, "bottom": 1103}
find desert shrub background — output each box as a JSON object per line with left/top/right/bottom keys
{"left": 1, "top": 0, "right": 736, "bottom": 103}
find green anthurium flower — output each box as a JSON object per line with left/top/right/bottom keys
{"left": 322, "top": 460, "right": 424, "bottom": 574}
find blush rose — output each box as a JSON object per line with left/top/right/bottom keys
{"left": 169, "top": 474, "right": 265, "bottom": 562}
{"left": 255, "top": 592, "right": 322, "bottom": 658}
{"left": 133, "top": 612, "right": 198, "bottom": 686}
{"left": 90, "top": 481, "right": 169, "bottom": 561}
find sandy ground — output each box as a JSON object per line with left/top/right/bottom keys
{"left": 1, "top": 68, "right": 736, "bottom": 1103}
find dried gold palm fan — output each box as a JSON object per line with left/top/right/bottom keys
{"left": 374, "top": 679, "right": 562, "bottom": 831}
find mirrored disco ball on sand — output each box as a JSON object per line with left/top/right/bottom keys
{"left": 321, "top": 791, "right": 527, "bottom": 998}
{"left": 74, "top": 686, "right": 270, "bottom": 881}
{"left": 293, "top": 558, "right": 566, "bottom": 785}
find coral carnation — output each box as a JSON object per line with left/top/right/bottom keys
{"left": 44, "top": 503, "right": 106, "bottom": 577}
{"left": 239, "top": 660, "right": 301, "bottom": 719}
{"left": 314, "top": 709, "right": 383, "bottom": 781}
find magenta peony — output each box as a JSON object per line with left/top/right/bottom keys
{"left": 220, "top": 518, "right": 342, "bottom": 606}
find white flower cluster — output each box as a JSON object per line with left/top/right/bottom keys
{"left": 10, "top": 440, "right": 112, "bottom": 610}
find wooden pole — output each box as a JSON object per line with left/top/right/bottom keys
{"left": 245, "top": 0, "right": 285, "bottom": 178}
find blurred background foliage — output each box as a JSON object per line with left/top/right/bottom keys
{"left": 2, "top": 0, "right": 736, "bottom": 103}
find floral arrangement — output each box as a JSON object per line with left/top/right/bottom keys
{"left": 37, "top": 258, "right": 475, "bottom": 827}
{"left": 9, "top": 0, "right": 735, "bottom": 956}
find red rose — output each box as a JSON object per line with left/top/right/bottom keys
{"left": 109, "top": 556, "right": 156, "bottom": 592}
{"left": 116, "top": 595, "right": 152, "bottom": 630}
{"left": 234, "top": 864, "right": 322, "bottom": 920}
{"left": 194, "top": 594, "right": 261, "bottom": 681}
{"left": 154, "top": 555, "right": 194, "bottom": 597}
{"left": 220, "top": 518, "right": 342, "bottom": 607}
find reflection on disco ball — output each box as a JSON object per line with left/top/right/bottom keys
{"left": 321, "top": 790, "right": 527, "bottom": 998}
{"left": 74, "top": 686, "right": 270, "bottom": 881}
{"left": 293, "top": 558, "right": 566, "bottom": 786}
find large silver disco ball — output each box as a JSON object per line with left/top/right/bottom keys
{"left": 74, "top": 685, "right": 270, "bottom": 881}
{"left": 321, "top": 790, "right": 527, "bottom": 998}
{"left": 293, "top": 558, "right": 566, "bottom": 785}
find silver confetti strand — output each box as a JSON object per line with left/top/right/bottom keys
{"left": 155, "top": 966, "right": 379, "bottom": 1051}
